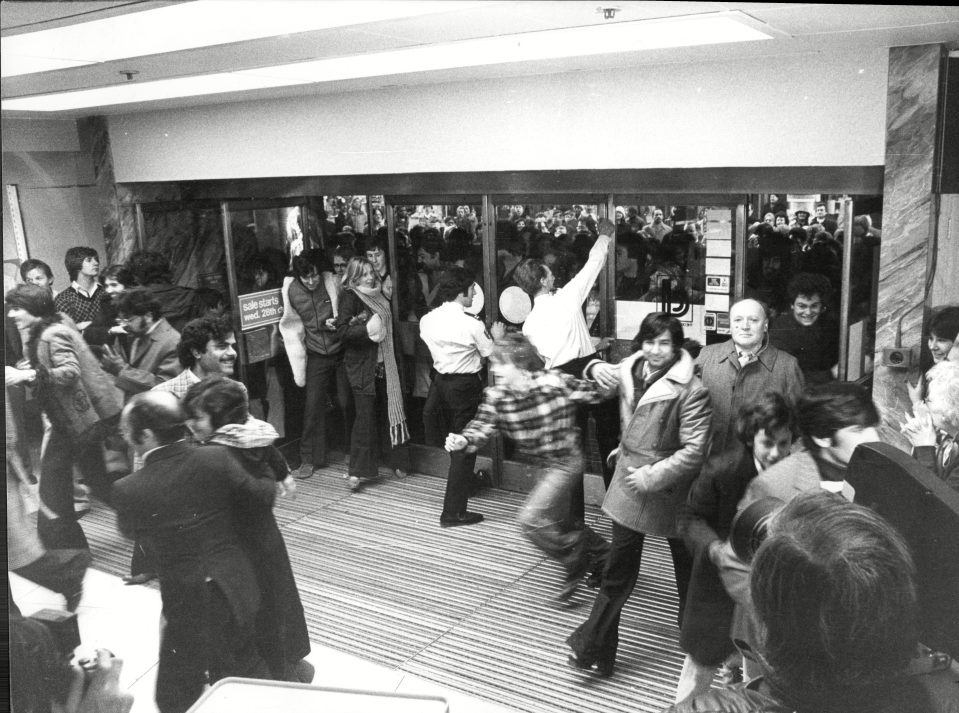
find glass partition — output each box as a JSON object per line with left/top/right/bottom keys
{"left": 223, "top": 201, "right": 311, "bottom": 444}
{"left": 388, "top": 201, "right": 486, "bottom": 445}
{"left": 610, "top": 197, "right": 737, "bottom": 363}
{"left": 323, "top": 194, "right": 374, "bottom": 242}
{"left": 139, "top": 202, "right": 227, "bottom": 294}
{"left": 492, "top": 199, "right": 606, "bottom": 472}
{"left": 753, "top": 193, "right": 881, "bottom": 384}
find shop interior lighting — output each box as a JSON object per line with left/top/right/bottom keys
{"left": 2, "top": 12, "right": 772, "bottom": 112}
{"left": 1, "top": 0, "right": 487, "bottom": 78}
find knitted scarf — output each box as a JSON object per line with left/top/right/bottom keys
{"left": 352, "top": 285, "right": 409, "bottom": 446}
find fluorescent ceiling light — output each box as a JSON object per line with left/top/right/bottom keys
{"left": 1, "top": 0, "right": 487, "bottom": 78}
{"left": 2, "top": 13, "right": 772, "bottom": 112}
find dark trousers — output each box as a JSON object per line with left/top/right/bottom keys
{"left": 555, "top": 354, "right": 620, "bottom": 524}
{"left": 156, "top": 582, "right": 269, "bottom": 713}
{"left": 274, "top": 351, "right": 304, "bottom": 447}
{"left": 568, "top": 522, "right": 694, "bottom": 665}
{"left": 349, "top": 376, "right": 410, "bottom": 479}
{"left": 300, "top": 351, "right": 351, "bottom": 466}
{"left": 424, "top": 372, "right": 484, "bottom": 517}
{"left": 14, "top": 548, "right": 90, "bottom": 600}
{"left": 39, "top": 426, "right": 112, "bottom": 550}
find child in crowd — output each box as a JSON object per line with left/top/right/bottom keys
{"left": 445, "top": 333, "right": 612, "bottom": 601}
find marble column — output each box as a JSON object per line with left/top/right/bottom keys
{"left": 76, "top": 115, "right": 138, "bottom": 265}
{"left": 874, "top": 44, "right": 944, "bottom": 428}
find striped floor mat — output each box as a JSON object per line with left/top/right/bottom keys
{"left": 84, "top": 463, "right": 686, "bottom": 713}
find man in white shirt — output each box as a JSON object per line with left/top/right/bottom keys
{"left": 513, "top": 217, "right": 620, "bottom": 524}
{"left": 420, "top": 267, "right": 505, "bottom": 527}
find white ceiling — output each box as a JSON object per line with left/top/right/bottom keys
{"left": 2, "top": 2, "right": 959, "bottom": 118}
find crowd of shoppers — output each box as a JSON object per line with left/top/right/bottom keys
{"left": 6, "top": 224, "right": 958, "bottom": 713}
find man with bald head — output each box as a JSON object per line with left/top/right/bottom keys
{"left": 112, "top": 391, "right": 275, "bottom": 713}
{"left": 695, "top": 299, "right": 804, "bottom": 470}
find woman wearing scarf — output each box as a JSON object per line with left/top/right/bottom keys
{"left": 182, "top": 375, "right": 312, "bottom": 683}
{"left": 337, "top": 257, "right": 410, "bottom": 491}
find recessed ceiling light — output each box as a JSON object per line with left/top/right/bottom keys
{"left": 2, "top": 12, "right": 772, "bottom": 112}
{"left": 1, "top": 0, "right": 491, "bottom": 78}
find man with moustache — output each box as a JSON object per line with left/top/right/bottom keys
{"left": 124, "top": 315, "right": 239, "bottom": 585}
{"left": 153, "top": 315, "right": 238, "bottom": 398}
{"left": 695, "top": 299, "right": 804, "bottom": 472}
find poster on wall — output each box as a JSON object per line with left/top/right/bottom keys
{"left": 705, "top": 312, "right": 717, "bottom": 331}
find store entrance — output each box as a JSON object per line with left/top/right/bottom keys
{"left": 128, "top": 179, "right": 880, "bottom": 492}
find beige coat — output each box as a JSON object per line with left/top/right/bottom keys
{"left": 602, "top": 349, "right": 712, "bottom": 537}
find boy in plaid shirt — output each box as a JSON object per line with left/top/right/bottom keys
{"left": 446, "top": 333, "right": 613, "bottom": 600}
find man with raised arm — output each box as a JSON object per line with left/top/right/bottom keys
{"left": 513, "top": 217, "right": 621, "bottom": 527}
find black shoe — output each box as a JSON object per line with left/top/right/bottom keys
{"left": 470, "top": 470, "right": 491, "bottom": 494}
{"left": 566, "top": 652, "right": 615, "bottom": 678}
{"left": 440, "top": 511, "right": 484, "bottom": 528}
{"left": 595, "top": 658, "right": 615, "bottom": 677}
{"left": 65, "top": 587, "right": 83, "bottom": 612}
{"left": 123, "top": 572, "right": 157, "bottom": 586}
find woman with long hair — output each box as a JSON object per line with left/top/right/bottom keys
{"left": 336, "top": 257, "right": 410, "bottom": 491}
{"left": 5, "top": 284, "right": 122, "bottom": 550}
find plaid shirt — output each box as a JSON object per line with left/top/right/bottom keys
{"left": 54, "top": 284, "right": 106, "bottom": 324}
{"left": 151, "top": 368, "right": 200, "bottom": 399}
{"left": 461, "top": 370, "right": 608, "bottom": 460}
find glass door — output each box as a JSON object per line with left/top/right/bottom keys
{"left": 491, "top": 195, "right": 610, "bottom": 482}
{"left": 223, "top": 199, "right": 311, "bottom": 440}
{"left": 137, "top": 200, "right": 227, "bottom": 296}
{"left": 383, "top": 196, "right": 489, "bottom": 474}
{"left": 607, "top": 195, "right": 744, "bottom": 362}
{"left": 751, "top": 193, "right": 881, "bottom": 385}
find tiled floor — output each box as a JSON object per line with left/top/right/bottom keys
{"left": 10, "top": 567, "right": 518, "bottom": 713}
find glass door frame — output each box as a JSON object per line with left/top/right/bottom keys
{"left": 382, "top": 194, "right": 490, "bottom": 478}
{"left": 222, "top": 197, "right": 311, "bottom": 383}
{"left": 487, "top": 193, "right": 610, "bottom": 486}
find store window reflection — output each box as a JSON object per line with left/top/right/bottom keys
{"left": 391, "top": 203, "right": 485, "bottom": 445}
{"left": 140, "top": 204, "right": 226, "bottom": 295}
{"left": 493, "top": 201, "right": 606, "bottom": 470}
{"left": 611, "top": 200, "right": 719, "bottom": 364}
{"left": 750, "top": 194, "right": 881, "bottom": 382}
{"left": 229, "top": 204, "right": 306, "bottom": 435}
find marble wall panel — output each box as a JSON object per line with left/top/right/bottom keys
{"left": 77, "top": 115, "right": 138, "bottom": 265}
{"left": 874, "top": 44, "right": 943, "bottom": 428}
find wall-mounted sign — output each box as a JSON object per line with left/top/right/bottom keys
{"left": 706, "top": 275, "right": 730, "bottom": 294}
{"left": 238, "top": 288, "right": 283, "bottom": 331}
{"left": 716, "top": 312, "right": 731, "bottom": 335}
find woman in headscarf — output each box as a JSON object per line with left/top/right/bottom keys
{"left": 337, "top": 257, "right": 410, "bottom": 491}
